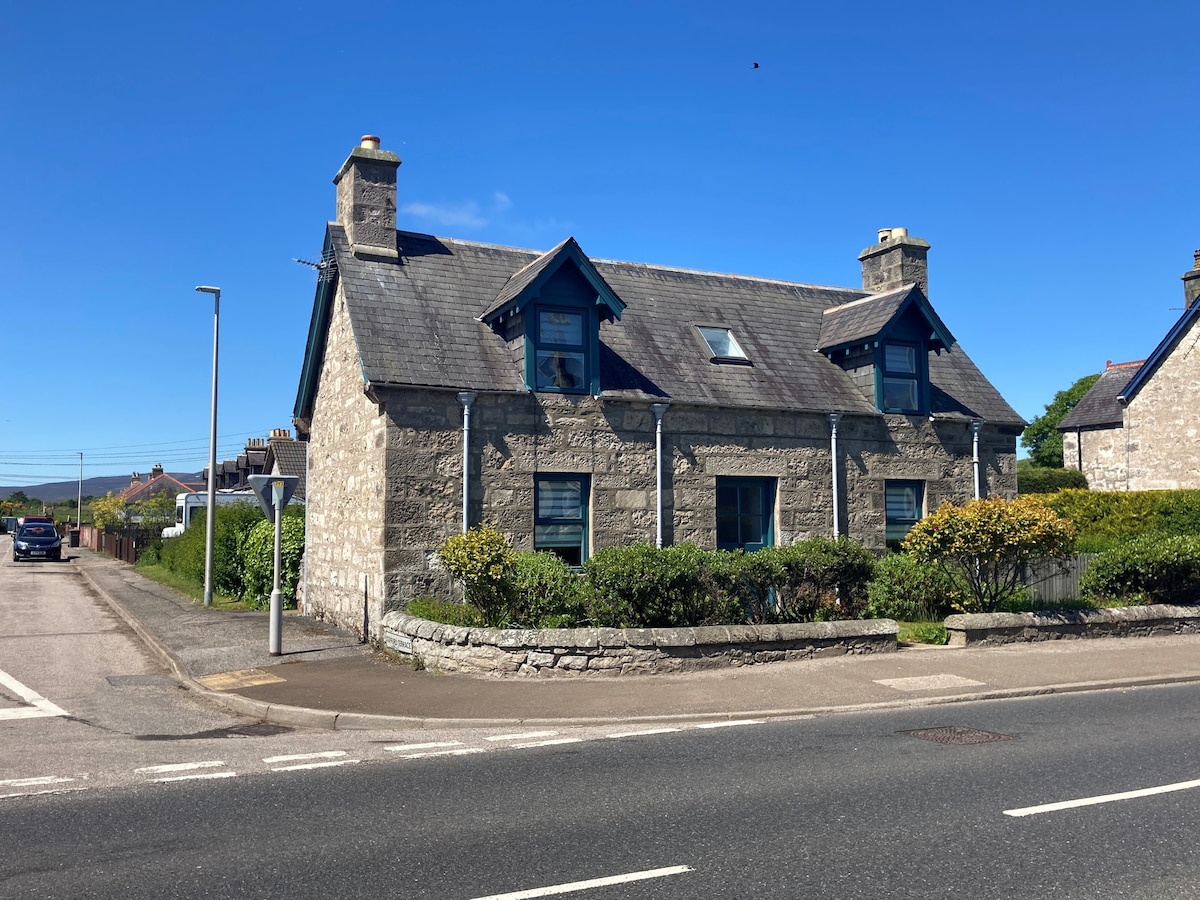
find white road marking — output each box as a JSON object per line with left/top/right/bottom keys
{"left": 693, "top": 719, "right": 765, "bottom": 729}
{"left": 1, "top": 787, "right": 88, "bottom": 800}
{"left": 0, "top": 668, "right": 69, "bottom": 720}
{"left": 262, "top": 751, "right": 347, "bottom": 764}
{"left": 875, "top": 674, "right": 986, "bottom": 691}
{"left": 0, "top": 775, "right": 79, "bottom": 787}
{"left": 512, "top": 738, "right": 584, "bottom": 749}
{"left": 467, "top": 864, "right": 693, "bottom": 899}
{"left": 1005, "top": 777, "right": 1200, "bottom": 817}
{"left": 382, "top": 741, "right": 464, "bottom": 752}
{"left": 272, "top": 759, "right": 360, "bottom": 772}
{"left": 486, "top": 731, "right": 559, "bottom": 742}
{"left": 154, "top": 772, "right": 239, "bottom": 783}
{"left": 393, "top": 748, "right": 486, "bottom": 760}
{"left": 605, "top": 728, "right": 681, "bottom": 739}
{"left": 135, "top": 761, "right": 225, "bottom": 774}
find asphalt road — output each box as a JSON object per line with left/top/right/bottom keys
{"left": 4, "top": 684, "right": 1200, "bottom": 899}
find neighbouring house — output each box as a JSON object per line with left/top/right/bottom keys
{"left": 206, "top": 437, "right": 268, "bottom": 491}
{"left": 263, "top": 428, "right": 307, "bottom": 501}
{"left": 118, "top": 465, "right": 203, "bottom": 505}
{"left": 1060, "top": 250, "right": 1200, "bottom": 491}
{"left": 292, "top": 135, "right": 1023, "bottom": 639}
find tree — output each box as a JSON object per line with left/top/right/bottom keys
{"left": 91, "top": 492, "right": 128, "bottom": 530}
{"left": 902, "top": 496, "right": 1076, "bottom": 613}
{"left": 1021, "top": 373, "right": 1101, "bottom": 468}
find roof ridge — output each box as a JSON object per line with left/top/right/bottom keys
{"left": 385, "top": 226, "right": 866, "bottom": 295}
{"left": 821, "top": 283, "right": 914, "bottom": 315}
{"left": 1105, "top": 359, "right": 1146, "bottom": 370}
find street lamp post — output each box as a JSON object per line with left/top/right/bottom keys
{"left": 195, "top": 285, "right": 221, "bottom": 608}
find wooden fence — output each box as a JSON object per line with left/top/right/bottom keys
{"left": 1020, "top": 554, "right": 1099, "bottom": 604}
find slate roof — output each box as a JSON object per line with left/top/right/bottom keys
{"left": 302, "top": 225, "right": 1023, "bottom": 425}
{"left": 1058, "top": 362, "right": 1143, "bottom": 430}
{"left": 265, "top": 439, "right": 307, "bottom": 501}
{"left": 818, "top": 285, "right": 953, "bottom": 354}
{"left": 1118, "top": 301, "right": 1200, "bottom": 405}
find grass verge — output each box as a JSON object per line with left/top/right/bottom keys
{"left": 132, "top": 561, "right": 253, "bottom": 610}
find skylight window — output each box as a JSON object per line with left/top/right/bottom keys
{"left": 698, "top": 326, "right": 748, "bottom": 361}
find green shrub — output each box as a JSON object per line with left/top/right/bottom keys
{"left": 510, "top": 551, "right": 590, "bottom": 628}
{"left": 867, "top": 553, "right": 965, "bottom": 621}
{"left": 1079, "top": 533, "right": 1200, "bottom": 606}
{"left": 437, "top": 524, "right": 517, "bottom": 626}
{"left": 157, "top": 500, "right": 265, "bottom": 594}
{"left": 1045, "top": 489, "right": 1200, "bottom": 552}
{"left": 741, "top": 538, "right": 877, "bottom": 623}
{"left": 241, "top": 512, "right": 305, "bottom": 609}
{"left": 583, "top": 543, "right": 742, "bottom": 628}
{"left": 1017, "top": 462, "right": 1089, "bottom": 494}
{"left": 407, "top": 596, "right": 485, "bottom": 627}
{"left": 903, "top": 622, "right": 949, "bottom": 645}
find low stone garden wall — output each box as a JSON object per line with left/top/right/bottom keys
{"left": 380, "top": 611, "right": 898, "bottom": 677}
{"left": 945, "top": 604, "right": 1200, "bottom": 647}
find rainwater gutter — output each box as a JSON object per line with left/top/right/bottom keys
{"left": 457, "top": 392, "right": 477, "bottom": 533}
{"left": 650, "top": 403, "right": 670, "bottom": 548}
{"left": 827, "top": 413, "right": 841, "bottom": 537}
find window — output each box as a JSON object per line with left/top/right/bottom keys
{"left": 698, "top": 326, "right": 749, "bottom": 362}
{"left": 716, "top": 477, "right": 775, "bottom": 552}
{"left": 534, "top": 308, "right": 587, "bottom": 392}
{"left": 881, "top": 342, "right": 920, "bottom": 412}
{"left": 885, "top": 481, "right": 924, "bottom": 546}
{"left": 534, "top": 475, "right": 589, "bottom": 565}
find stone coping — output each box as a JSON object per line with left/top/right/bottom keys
{"left": 945, "top": 604, "right": 1200, "bottom": 647}
{"left": 380, "top": 610, "right": 898, "bottom": 677}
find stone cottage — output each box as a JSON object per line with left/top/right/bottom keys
{"left": 1059, "top": 251, "right": 1200, "bottom": 491}
{"left": 293, "top": 136, "right": 1023, "bottom": 639}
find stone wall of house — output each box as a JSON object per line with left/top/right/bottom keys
{"left": 1124, "top": 322, "right": 1200, "bottom": 490}
{"left": 303, "top": 286, "right": 388, "bottom": 637}
{"left": 372, "top": 389, "right": 1017, "bottom": 615}
{"left": 1064, "top": 425, "right": 1128, "bottom": 491}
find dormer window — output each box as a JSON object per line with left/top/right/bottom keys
{"left": 534, "top": 308, "right": 587, "bottom": 392}
{"left": 698, "top": 326, "right": 750, "bottom": 363}
{"left": 881, "top": 341, "right": 921, "bottom": 412}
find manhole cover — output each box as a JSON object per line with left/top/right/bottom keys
{"left": 900, "top": 726, "right": 1019, "bottom": 745}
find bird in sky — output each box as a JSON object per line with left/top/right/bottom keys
{"left": 752, "top": 62, "right": 760, "bottom": 68}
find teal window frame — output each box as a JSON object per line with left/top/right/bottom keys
{"left": 715, "top": 477, "right": 775, "bottom": 552}
{"left": 876, "top": 340, "right": 928, "bottom": 414}
{"left": 885, "top": 480, "right": 924, "bottom": 547}
{"left": 526, "top": 304, "right": 600, "bottom": 395}
{"left": 534, "top": 474, "right": 590, "bottom": 565}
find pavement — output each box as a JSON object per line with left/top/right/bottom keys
{"left": 65, "top": 546, "right": 1200, "bottom": 731}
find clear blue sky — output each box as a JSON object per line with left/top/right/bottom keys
{"left": 3, "top": 0, "right": 1198, "bottom": 488}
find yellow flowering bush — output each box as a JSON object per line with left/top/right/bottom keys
{"left": 437, "top": 523, "right": 517, "bottom": 626}
{"left": 902, "top": 496, "right": 1076, "bottom": 613}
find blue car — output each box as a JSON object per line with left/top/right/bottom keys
{"left": 12, "top": 523, "right": 62, "bottom": 562}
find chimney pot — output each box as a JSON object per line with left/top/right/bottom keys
{"left": 361, "top": 135, "right": 381, "bottom": 150}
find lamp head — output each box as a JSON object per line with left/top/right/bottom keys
{"left": 194, "top": 285, "right": 221, "bottom": 297}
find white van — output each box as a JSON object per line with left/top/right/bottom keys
{"left": 161, "top": 492, "right": 256, "bottom": 538}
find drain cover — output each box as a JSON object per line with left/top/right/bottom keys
{"left": 900, "top": 726, "right": 1019, "bottom": 745}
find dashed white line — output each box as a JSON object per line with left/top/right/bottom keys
{"left": 0, "top": 775, "right": 80, "bottom": 788}
{"left": 605, "top": 728, "right": 681, "bottom": 739}
{"left": 467, "top": 864, "right": 693, "bottom": 899}
{"left": 1, "top": 787, "right": 88, "bottom": 800}
{"left": 693, "top": 719, "right": 765, "bottom": 729}
{"left": 392, "top": 748, "right": 486, "bottom": 760}
{"left": 262, "top": 751, "right": 348, "bottom": 764}
{"left": 383, "top": 741, "right": 464, "bottom": 752}
{"left": 486, "top": 731, "right": 559, "bottom": 742}
{"left": 1004, "top": 777, "right": 1200, "bottom": 817}
{"left": 272, "top": 759, "right": 360, "bottom": 772}
{"left": 135, "top": 761, "right": 225, "bottom": 775}
{"left": 512, "top": 738, "right": 584, "bottom": 749}
{"left": 154, "top": 772, "right": 239, "bottom": 783}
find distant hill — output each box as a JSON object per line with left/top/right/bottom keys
{"left": 0, "top": 474, "right": 205, "bottom": 504}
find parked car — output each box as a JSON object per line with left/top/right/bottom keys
{"left": 18, "top": 515, "right": 55, "bottom": 526}
{"left": 12, "top": 523, "right": 63, "bottom": 562}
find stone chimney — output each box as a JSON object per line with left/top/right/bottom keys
{"left": 333, "top": 134, "right": 402, "bottom": 261}
{"left": 150, "top": 464, "right": 164, "bottom": 479}
{"left": 1182, "top": 249, "right": 1200, "bottom": 310}
{"left": 858, "top": 227, "right": 931, "bottom": 297}
{"left": 130, "top": 471, "right": 141, "bottom": 487}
